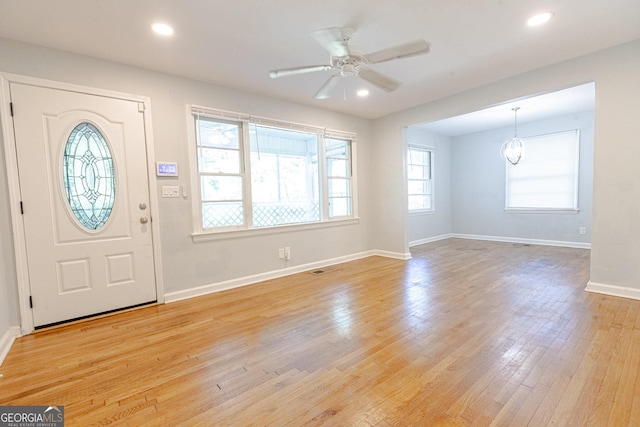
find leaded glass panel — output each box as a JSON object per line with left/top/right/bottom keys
{"left": 63, "top": 122, "right": 115, "bottom": 230}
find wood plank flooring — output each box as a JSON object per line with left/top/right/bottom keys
{"left": 1, "top": 238, "right": 639, "bottom": 426}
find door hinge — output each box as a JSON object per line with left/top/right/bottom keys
{"left": 29, "top": 295, "right": 33, "bottom": 308}
{"left": 10, "top": 102, "right": 14, "bottom": 117}
{"left": 20, "top": 201, "right": 24, "bottom": 215}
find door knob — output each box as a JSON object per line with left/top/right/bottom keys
{"left": 140, "top": 216, "right": 149, "bottom": 224}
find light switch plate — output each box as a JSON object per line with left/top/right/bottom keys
{"left": 162, "top": 185, "right": 180, "bottom": 198}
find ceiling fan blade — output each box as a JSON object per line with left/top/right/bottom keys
{"left": 269, "top": 65, "right": 332, "bottom": 79}
{"left": 365, "top": 39, "right": 431, "bottom": 64}
{"left": 311, "top": 27, "right": 353, "bottom": 57}
{"left": 315, "top": 74, "right": 343, "bottom": 99}
{"left": 359, "top": 68, "right": 400, "bottom": 92}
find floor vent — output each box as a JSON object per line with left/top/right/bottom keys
{"left": 308, "top": 267, "right": 336, "bottom": 275}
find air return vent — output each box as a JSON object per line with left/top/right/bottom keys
{"left": 308, "top": 267, "right": 336, "bottom": 275}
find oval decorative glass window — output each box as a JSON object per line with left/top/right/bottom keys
{"left": 63, "top": 122, "right": 115, "bottom": 230}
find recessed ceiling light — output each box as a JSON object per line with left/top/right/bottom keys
{"left": 527, "top": 12, "right": 553, "bottom": 27}
{"left": 152, "top": 22, "right": 174, "bottom": 36}
{"left": 357, "top": 89, "right": 370, "bottom": 97}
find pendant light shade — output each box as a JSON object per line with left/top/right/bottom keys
{"left": 500, "top": 107, "right": 525, "bottom": 165}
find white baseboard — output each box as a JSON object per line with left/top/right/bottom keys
{"left": 585, "top": 281, "right": 640, "bottom": 301}
{"left": 409, "top": 234, "right": 453, "bottom": 248}
{"left": 371, "top": 250, "right": 412, "bottom": 260}
{"left": 0, "top": 326, "right": 21, "bottom": 366}
{"left": 166, "top": 235, "right": 588, "bottom": 305}
{"left": 450, "top": 233, "right": 591, "bottom": 249}
{"left": 165, "top": 250, "right": 410, "bottom": 303}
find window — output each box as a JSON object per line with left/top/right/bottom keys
{"left": 190, "top": 107, "right": 356, "bottom": 233}
{"left": 505, "top": 129, "right": 579, "bottom": 211}
{"left": 196, "top": 118, "right": 244, "bottom": 228}
{"left": 63, "top": 122, "right": 115, "bottom": 230}
{"left": 326, "top": 138, "right": 353, "bottom": 218}
{"left": 407, "top": 145, "right": 434, "bottom": 212}
{"left": 250, "top": 126, "right": 319, "bottom": 227}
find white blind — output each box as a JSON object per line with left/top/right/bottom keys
{"left": 506, "top": 130, "right": 579, "bottom": 210}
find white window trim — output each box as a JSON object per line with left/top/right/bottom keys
{"left": 409, "top": 209, "right": 437, "bottom": 216}
{"left": 504, "top": 129, "right": 580, "bottom": 213}
{"left": 407, "top": 144, "right": 435, "bottom": 213}
{"left": 325, "top": 136, "right": 357, "bottom": 221}
{"left": 504, "top": 208, "right": 580, "bottom": 214}
{"left": 186, "top": 105, "right": 358, "bottom": 238}
{"left": 192, "top": 218, "right": 360, "bottom": 242}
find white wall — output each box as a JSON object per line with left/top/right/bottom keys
{"left": 371, "top": 121, "right": 409, "bottom": 257}
{"left": 0, "top": 38, "right": 373, "bottom": 315}
{"left": 372, "top": 39, "right": 640, "bottom": 295}
{"left": 450, "top": 111, "right": 594, "bottom": 246}
{"left": 405, "top": 127, "right": 452, "bottom": 245}
{"left": 589, "top": 40, "right": 640, "bottom": 295}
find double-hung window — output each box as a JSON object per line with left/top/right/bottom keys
{"left": 189, "top": 106, "right": 356, "bottom": 234}
{"left": 407, "top": 145, "right": 434, "bottom": 212}
{"left": 196, "top": 118, "right": 245, "bottom": 228}
{"left": 505, "top": 129, "right": 580, "bottom": 211}
{"left": 326, "top": 138, "right": 353, "bottom": 218}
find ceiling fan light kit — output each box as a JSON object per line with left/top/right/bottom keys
{"left": 268, "top": 27, "right": 431, "bottom": 100}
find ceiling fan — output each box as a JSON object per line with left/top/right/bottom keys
{"left": 268, "top": 27, "right": 431, "bottom": 99}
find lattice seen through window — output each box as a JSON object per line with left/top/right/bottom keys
{"left": 250, "top": 126, "right": 320, "bottom": 227}
{"left": 196, "top": 117, "right": 244, "bottom": 228}
{"left": 192, "top": 110, "right": 356, "bottom": 232}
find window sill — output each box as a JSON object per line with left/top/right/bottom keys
{"left": 191, "top": 217, "right": 360, "bottom": 242}
{"left": 409, "top": 209, "right": 435, "bottom": 216}
{"left": 504, "top": 208, "right": 580, "bottom": 214}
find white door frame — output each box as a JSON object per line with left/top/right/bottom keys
{"left": 0, "top": 73, "right": 165, "bottom": 334}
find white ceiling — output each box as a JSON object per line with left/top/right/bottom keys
{"left": 0, "top": 1, "right": 638, "bottom": 120}
{"left": 416, "top": 82, "right": 595, "bottom": 137}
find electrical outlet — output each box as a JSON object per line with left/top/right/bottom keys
{"left": 284, "top": 247, "right": 291, "bottom": 260}
{"left": 278, "top": 248, "right": 285, "bottom": 259}
{"left": 579, "top": 226, "right": 587, "bottom": 235}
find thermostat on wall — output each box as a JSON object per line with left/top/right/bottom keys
{"left": 156, "top": 162, "right": 178, "bottom": 177}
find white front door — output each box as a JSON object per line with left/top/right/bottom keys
{"left": 10, "top": 82, "right": 157, "bottom": 327}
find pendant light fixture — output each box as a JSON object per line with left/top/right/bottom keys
{"left": 500, "top": 107, "right": 525, "bottom": 165}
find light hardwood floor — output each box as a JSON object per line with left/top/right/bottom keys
{"left": 1, "top": 238, "right": 639, "bottom": 426}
